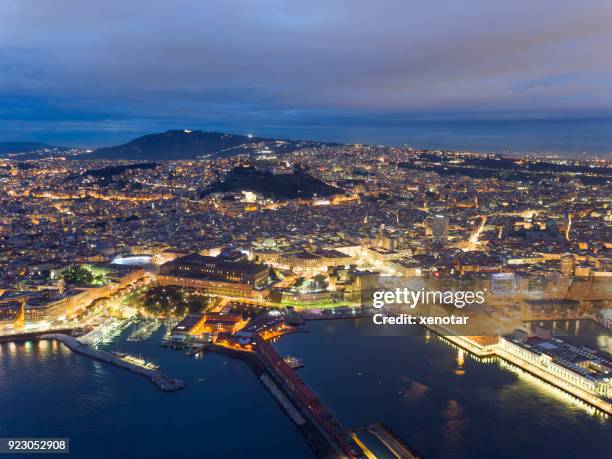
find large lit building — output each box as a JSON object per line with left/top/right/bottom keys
{"left": 0, "top": 264, "right": 145, "bottom": 330}
{"left": 499, "top": 333, "right": 612, "bottom": 399}
{"left": 157, "top": 253, "right": 270, "bottom": 299}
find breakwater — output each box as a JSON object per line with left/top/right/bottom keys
{"left": 40, "top": 334, "right": 184, "bottom": 392}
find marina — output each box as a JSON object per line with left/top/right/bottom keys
{"left": 112, "top": 351, "right": 160, "bottom": 370}
{"left": 78, "top": 318, "right": 135, "bottom": 346}
{"left": 127, "top": 319, "right": 162, "bottom": 342}
{"left": 0, "top": 334, "right": 313, "bottom": 459}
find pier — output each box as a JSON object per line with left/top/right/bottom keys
{"left": 495, "top": 346, "right": 612, "bottom": 416}
{"left": 40, "top": 334, "right": 184, "bottom": 392}
{"left": 424, "top": 327, "right": 612, "bottom": 416}
{"left": 207, "top": 339, "right": 365, "bottom": 458}
{"left": 254, "top": 335, "right": 364, "bottom": 458}
{"left": 302, "top": 310, "right": 374, "bottom": 321}
{"left": 426, "top": 328, "right": 497, "bottom": 357}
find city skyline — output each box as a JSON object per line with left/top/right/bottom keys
{"left": 1, "top": 2, "right": 611, "bottom": 458}
{"left": 1, "top": 144, "right": 610, "bottom": 458}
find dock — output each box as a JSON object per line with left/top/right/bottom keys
{"left": 40, "top": 334, "right": 184, "bottom": 392}
{"left": 421, "top": 324, "right": 497, "bottom": 357}
{"left": 302, "top": 310, "right": 374, "bottom": 321}
{"left": 254, "top": 335, "right": 363, "bottom": 458}
{"left": 424, "top": 327, "right": 612, "bottom": 416}
{"left": 496, "top": 346, "right": 612, "bottom": 416}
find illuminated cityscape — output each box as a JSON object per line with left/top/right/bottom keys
{"left": 1, "top": 1, "right": 612, "bottom": 458}
{"left": 0, "top": 141, "right": 610, "bottom": 457}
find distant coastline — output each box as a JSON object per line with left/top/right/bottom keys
{"left": 2, "top": 117, "right": 612, "bottom": 160}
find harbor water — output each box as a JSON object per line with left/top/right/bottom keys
{"left": 1, "top": 318, "right": 611, "bottom": 458}
{"left": 273, "top": 319, "right": 612, "bottom": 458}
{"left": 0, "top": 322, "right": 313, "bottom": 459}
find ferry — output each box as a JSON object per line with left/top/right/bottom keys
{"left": 284, "top": 356, "right": 304, "bottom": 369}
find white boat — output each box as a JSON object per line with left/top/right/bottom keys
{"left": 112, "top": 351, "right": 160, "bottom": 370}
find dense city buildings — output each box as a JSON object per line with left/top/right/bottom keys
{"left": 0, "top": 142, "right": 610, "bottom": 457}
{"left": 1, "top": 146, "right": 609, "bottom": 306}
{"left": 3, "top": 1, "right": 612, "bottom": 457}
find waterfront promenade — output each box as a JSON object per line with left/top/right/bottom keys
{"left": 41, "top": 334, "right": 184, "bottom": 392}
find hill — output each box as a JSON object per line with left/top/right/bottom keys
{"left": 83, "top": 130, "right": 339, "bottom": 160}
{"left": 201, "top": 165, "right": 342, "bottom": 199}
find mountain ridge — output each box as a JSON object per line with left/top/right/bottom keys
{"left": 82, "top": 130, "right": 341, "bottom": 160}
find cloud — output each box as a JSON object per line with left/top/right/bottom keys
{"left": 0, "top": 0, "right": 611, "bottom": 148}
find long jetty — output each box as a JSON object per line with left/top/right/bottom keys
{"left": 209, "top": 340, "right": 364, "bottom": 458}
{"left": 254, "top": 335, "right": 363, "bottom": 458}
{"left": 41, "top": 334, "right": 184, "bottom": 392}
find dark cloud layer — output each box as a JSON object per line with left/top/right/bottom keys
{"left": 1, "top": 0, "right": 611, "bottom": 152}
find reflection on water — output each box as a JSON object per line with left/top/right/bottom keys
{"left": 0, "top": 328, "right": 314, "bottom": 459}
{"left": 454, "top": 349, "right": 465, "bottom": 376}
{"left": 497, "top": 359, "right": 605, "bottom": 419}
{"left": 273, "top": 318, "right": 612, "bottom": 459}
{"left": 1, "top": 319, "right": 611, "bottom": 459}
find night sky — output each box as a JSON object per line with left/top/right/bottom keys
{"left": 1, "top": 0, "right": 612, "bottom": 154}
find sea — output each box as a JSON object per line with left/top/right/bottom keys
{"left": 1, "top": 318, "right": 611, "bottom": 458}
